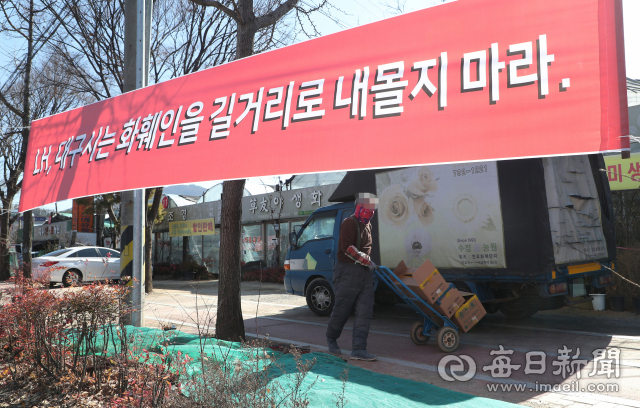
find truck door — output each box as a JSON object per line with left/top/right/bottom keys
{"left": 289, "top": 210, "right": 338, "bottom": 281}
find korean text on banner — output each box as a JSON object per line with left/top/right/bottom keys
{"left": 20, "top": 0, "right": 628, "bottom": 211}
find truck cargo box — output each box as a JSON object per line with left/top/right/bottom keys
{"left": 328, "top": 155, "right": 615, "bottom": 279}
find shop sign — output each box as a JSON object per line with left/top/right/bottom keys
{"left": 72, "top": 198, "right": 94, "bottom": 232}
{"left": 241, "top": 184, "right": 338, "bottom": 222}
{"left": 34, "top": 221, "right": 67, "bottom": 241}
{"left": 604, "top": 152, "right": 640, "bottom": 190}
{"left": 169, "top": 218, "right": 216, "bottom": 237}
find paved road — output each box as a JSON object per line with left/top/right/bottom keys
{"left": 145, "top": 280, "right": 640, "bottom": 408}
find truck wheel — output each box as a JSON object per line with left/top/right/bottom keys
{"left": 410, "top": 321, "right": 430, "bottom": 345}
{"left": 437, "top": 327, "right": 459, "bottom": 353}
{"left": 306, "top": 278, "right": 334, "bottom": 316}
{"left": 499, "top": 300, "right": 538, "bottom": 320}
{"left": 484, "top": 303, "right": 500, "bottom": 314}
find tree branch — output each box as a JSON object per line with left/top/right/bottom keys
{"left": 256, "top": 0, "right": 300, "bottom": 30}
{"left": 0, "top": 90, "right": 24, "bottom": 118}
{"left": 188, "top": 0, "right": 239, "bottom": 23}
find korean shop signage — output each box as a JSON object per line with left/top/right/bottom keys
{"left": 72, "top": 198, "right": 94, "bottom": 233}
{"left": 241, "top": 184, "right": 339, "bottom": 223}
{"left": 169, "top": 218, "right": 216, "bottom": 237}
{"left": 605, "top": 152, "right": 640, "bottom": 191}
{"left": 20, "top": 0, "right": 628, "bottom": 211}
{"left": 34, "top": 221, "right": 68, "bottom": 242}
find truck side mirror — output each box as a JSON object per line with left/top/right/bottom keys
{"left": 289, "top": 232, "right": 297, "bottom": 247}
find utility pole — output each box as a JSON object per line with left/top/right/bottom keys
{"left": 122, "top": 0, "right": 152, "bottom": 327}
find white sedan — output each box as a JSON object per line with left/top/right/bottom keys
{"left": 32, "top": 246, "right": 121, "bottom": 287}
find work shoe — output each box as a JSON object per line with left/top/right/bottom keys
{"left": 327, "top": 338, "right": 341, "bottom": 356}
{"left": 350, "top": 350, "right": 377, "bottom": 361}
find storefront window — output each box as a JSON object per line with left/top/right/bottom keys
{"left": 278, "top": 221, "right": 303, "bottom": 266}
{"left": 241, "top": 224, "right": 263, "bottom": 266}
{"left": 170, "top": 236, "right": 183, "bottom": 264}
{"left": 278, "top": 222, "right": 289, "bottom": 267}
{"left": 187, "top": 236, "right": 203, "bottom": 264}
{"left": 266, "top": 224, "right": 278, "bottom": 267}
{"left": 161, "top": 232, "right": 171, "bottom": 263}
{"left": 203, "top": 233, "right": 220, "bottom": 273}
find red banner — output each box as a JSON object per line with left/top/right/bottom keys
{"left": 20, "top": 0, "right": 629, "bottom": 211}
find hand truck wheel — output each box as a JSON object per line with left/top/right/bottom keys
{"left": 409, "top": 321, "right": 430, "bottom": 345}
{"left": 436, "top": 327, "right": 460, "bottom": 353}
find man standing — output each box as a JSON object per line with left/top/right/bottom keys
{"left": 326, "top": 193, "right": 378, "bottom": 361}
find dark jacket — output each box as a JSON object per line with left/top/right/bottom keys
{"left": 337, "top": 216, "right": 372, "bottom": 264}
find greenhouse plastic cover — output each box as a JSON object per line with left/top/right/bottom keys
{"left": 89, "top": 326, "right": 517, "bottom": 408}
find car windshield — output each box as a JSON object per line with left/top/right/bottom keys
{"left": 43, "top": 249, "right": 73, "bottom": 257}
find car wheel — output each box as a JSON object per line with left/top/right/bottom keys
{"left": 305, "top": 278, "right": 334, "bottom": 316}
{"left": 62, "top": 270, "right": 82, "bottom": 287}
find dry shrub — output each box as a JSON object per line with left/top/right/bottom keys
{"left": 164, "top": 339, "right": 318, "bottom": 408}
{"left": 0, "top": 272, "right": 189, "bottom": 407}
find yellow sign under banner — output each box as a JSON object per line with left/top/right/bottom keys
{"left": 604, "top": 152, "right": 640, "bottom": 191}
{"left": 169, "top": 218, "right": 216, "bottom": 237}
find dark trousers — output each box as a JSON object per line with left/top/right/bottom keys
{"left": 326, "top": 261, "right": 375, "bottom": 351}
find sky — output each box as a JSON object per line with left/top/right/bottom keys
{"left": 27, "top": 0, "right": 640, "bottom": 211}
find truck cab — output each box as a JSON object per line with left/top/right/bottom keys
{"left": 284, "top": 202, "right": 354, "bottom": 315}
{"left": 285, "top": 202, "right": 392, "bottom": 315}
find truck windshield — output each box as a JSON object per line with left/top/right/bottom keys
{"left": 297, "top": 212, "right": 336, "bottom": 247}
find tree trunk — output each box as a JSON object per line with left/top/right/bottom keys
{"left": 106, "top": 205, "right": 119, "bottom": 249}
{"left": 145, "top": 224, "right": 153, "bottom": 292}
{"left": 22, "top": 211, "right": 33, "bottom": 278}
{"left": 216, "top": 180, "right": 246, "bottom": 341}
{"left": 19, "top": 1, "right": 34, "bottom": 280}
{"left": 0, "top": 204, "right": 11, "bottom": 281}
{"left": 215, "top": 3, "right": 258, "bottom": 341}
{"left": 0, "top": 192, "right": 18, "bottom": 281}
{"left": 96, "top": 214, "right": 104, "bottom": 247}
{"left": 182, "top": 236, "right": 189, "bottom": 263}
{"left": 144, "top": 187, "right": 163, "bottom": 293}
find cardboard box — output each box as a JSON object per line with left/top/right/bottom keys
{"left": 433, "top": 286, "right": 465, "bottom": 318}
{"left": 392, "top": 260, "right": 448, "bottom": 304}
{"left": 451, "top": 295, "right": 487, "bottom": 333}
{"left": 391, "top": 260, "right": 412, "bottom": 279}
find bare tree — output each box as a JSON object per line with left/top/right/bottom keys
{"left": 188, "top": 0, "right": 331, "bottom": 342}
{"left": 42, "top": 0, "right": 238, "bottom": 291}
{"left": 45, "top": 0, "right": 238, "bottom": 98}
{"left": 0, "top": 1, "right": 85, "bottom": 280}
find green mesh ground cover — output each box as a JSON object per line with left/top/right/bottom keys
{"left": 84, "top": 327, "right": 517, "bottom": 408}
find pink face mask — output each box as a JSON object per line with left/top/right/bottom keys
{"left": 354, "top": 204, "right": 375, "bottom": 224}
